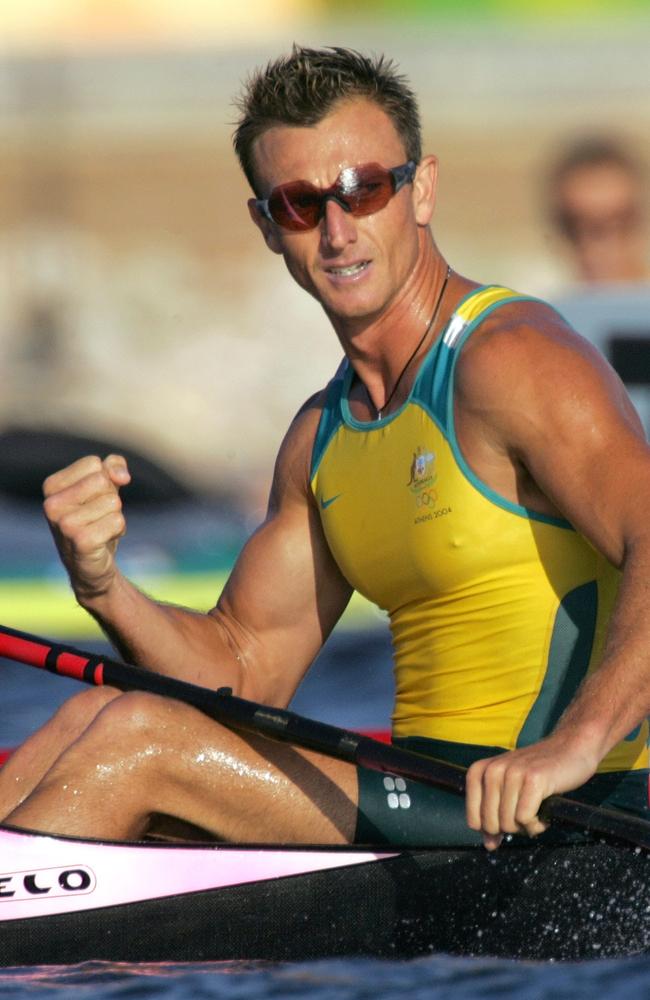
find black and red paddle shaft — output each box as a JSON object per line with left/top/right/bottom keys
{"left": 2, "top": 623, "right": 650, "bottom": 849}
{"left": 0, "top": 623, "right": 465, "bottom": 791}
{"left": 0, "top": 625, "right": 107, "bottom": 685}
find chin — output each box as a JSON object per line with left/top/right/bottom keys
{"left": 320, "top": 285, "right": 386, "bottom": 321}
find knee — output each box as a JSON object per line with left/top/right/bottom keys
{"left": 51, "top": 685, "right": 122, "bottom": 734}
{"left": 85, "top": 690, "right": 171, "bottom": 744}
{"left": 45, "top": 692, "right": 173, "bottom": 786}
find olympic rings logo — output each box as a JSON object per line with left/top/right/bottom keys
{"left": 415, "top": 488, "right": 438, "bottom": 508}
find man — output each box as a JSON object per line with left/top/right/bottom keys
{"left": 2, "top": 46, "right": 650, "bottom": 851}
{"left": 548, "top": 136, "right": 649, "bottom": 284}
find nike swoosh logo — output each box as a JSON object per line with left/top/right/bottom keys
{"left": 320, "top": 493, "right": 342, "bottom": 510}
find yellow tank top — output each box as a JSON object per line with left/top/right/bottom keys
{"left": 310, "top": 285, "right": 647, "bottom": 773}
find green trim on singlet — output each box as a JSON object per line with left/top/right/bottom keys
{"left": 412, "top": 283, "right": 496, "bottom": 427}
{"left": 310, "top": 365, "right": 346, "bottom": 480}
{"left": 442, "top": 294, "right": 574, "bottom": 528}
{"left": 516, "top": 581, "right": 599, "bottom": 748}
{"left": 311, "top": 286, "right": 512, "bottom": 465}
{"left": 312, "top": 286, "right": 574, "bottom": 528}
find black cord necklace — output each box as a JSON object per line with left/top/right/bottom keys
{"left": 374, "top": 264, "right": 451, "bottom": 419}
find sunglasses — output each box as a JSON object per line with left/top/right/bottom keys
{"left": 557, "top": 204, "right": 642, "bottom": 243}
{"left": 251, "top": 160, "right": 417, "bottom": 232}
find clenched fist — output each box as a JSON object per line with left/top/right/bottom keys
{"left": 43, "top": 454, "right": 131, "bottom": 603}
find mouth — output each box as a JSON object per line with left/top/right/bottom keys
{"left": 324, "top": 260, "right": 371, "bottom": 279}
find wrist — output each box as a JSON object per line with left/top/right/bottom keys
{"left": 548, "top": 718, "right": 611, "bottom": 770}
{"left": 72, "top": 565, "right": 123, "bottom": 611}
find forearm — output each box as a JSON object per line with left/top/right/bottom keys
{"left": 79, "top": 569, "right": 246, "bottom": 693}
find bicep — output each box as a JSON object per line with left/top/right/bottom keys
{"left": 209, "top": 413, "right": 352, "bottom": 706}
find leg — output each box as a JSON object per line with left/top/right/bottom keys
{"left": 5, "top": 691, "right": 359, "bottom": 843}
{"left": 0, "top": 686, "right": 121, "bottom": 818}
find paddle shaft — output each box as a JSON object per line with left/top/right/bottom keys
{"left": 2, "top": 623, "right": 649, "bottom": 849}
{"left": 0, "top": 624, "right": 465, "bottom": 793}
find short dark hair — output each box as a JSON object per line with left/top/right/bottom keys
{"left": 551, "top": 136, "right": 641, "bottom": 188}
{"left": 233, "top": 44, "right": 422, "bottom": 194}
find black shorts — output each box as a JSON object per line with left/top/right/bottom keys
{"left": 353, "top": 736, "right": 650, "bottom": 848}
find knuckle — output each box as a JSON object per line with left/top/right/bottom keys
{"left": 42, "top": 494, "right": 60, "bottom": 520}
{"left": 514, "top": 794, "right": 543, "bottom": 827}
{"left": 88, "top": 469, "right": 111, "bottom": 493}
{"left": 44, "top": 455, "right": 101, "bottom": 492}
{"left": 74, "top": 532, "right": 101, "bottom": 557}
{"left": 521, "top": 768, "right": 545, "bottom": 794}
{"left": 466, "top": 760, "right": 483, "bottom": 780}
{"left": 515, "top": 813, "right": 537, "bottom": 833}
{"left": 111, "top": 512, "right": 126, "bottom": 535}
{"left": 482, "top": 762, "right": 506, "bottom": 789}
{"left": 95, "top": 491, "right": 120, "bottom": 516}
{"left": 57, "top": 511, "right": 79, "bottom": 537}
{"left": 42, "top": 473, "right": 57, "bottom": 498}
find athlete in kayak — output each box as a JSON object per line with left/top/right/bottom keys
{"left": 2, "top": 46, "right": 649, "bottom": 850}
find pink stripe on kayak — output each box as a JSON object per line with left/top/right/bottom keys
{"left": 0, "top": 826, "right": 396, "bottom": 920}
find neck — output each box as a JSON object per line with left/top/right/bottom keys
{"left": 330, "top": 231, "right": 441, "bottom": 349}
{"left": 332, "top": 238, "right": 451, "bottom": 415}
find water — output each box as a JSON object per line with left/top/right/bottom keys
{"left": 3, "top": 631, "right": 650, "bottom": 996}
{"left": 1, "top": 954, "right": 650, "bottom": 1000}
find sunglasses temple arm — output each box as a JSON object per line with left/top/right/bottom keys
{"left": 251, "top": 198, "right": 275, "bottom": 224}
{"left": 392, "top": 160, "right": 417, "bottom": 192}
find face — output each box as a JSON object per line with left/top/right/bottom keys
{"left": 556, "top": 163, "right": 646, "bottom": 282}
{"left": 248, "top": 99, "right": 437, "bottom": 325}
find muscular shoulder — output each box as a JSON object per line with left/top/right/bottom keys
{"left": 455, "top": 297, "right": 640, "bottom": 445}
{"left": 458, "top": 298, "right": 602, "bottom": 389}
{"left": 267, "top": 386, "right": 328, "bottom": 511}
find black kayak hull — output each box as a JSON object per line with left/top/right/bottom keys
{"left": 0, "top": 835, "right": 648, "bottom": 965}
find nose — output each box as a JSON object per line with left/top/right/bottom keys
{"left": 320, "top": 197, "right": 357, "bottom": 252}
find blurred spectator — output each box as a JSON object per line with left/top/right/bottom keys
{"left": 546, "top": 137, "right": 650, "bottom": 436}
{"left": 548, "top": 136, "right": 649, "bottom": 285}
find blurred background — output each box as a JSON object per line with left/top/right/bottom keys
{"left": 1, "top": 1, "right": 650, "bottom": 745}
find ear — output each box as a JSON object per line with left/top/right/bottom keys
{"left": 412, "top": 155, "right": 438, "bottom": 226}
{"left": 247, "top": 199, "right": 284, "bottom": 255}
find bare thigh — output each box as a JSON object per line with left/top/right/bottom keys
{"left": 5, "top": 691, "right": 360, "bottom": 843}
{"left": 0, "top": 686, "right": 121, "bottom": 819}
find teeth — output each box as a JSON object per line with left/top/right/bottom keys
{"left": 328, "top": 262, "right": 367, "bottom": 276}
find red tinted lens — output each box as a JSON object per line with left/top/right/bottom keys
{"left": 266, "top": 163, "right": 397, "bottom": 231}
{"left": 338, "top": 164, "right": 394, "bottom": 216}
{"left": 268, "top": 181, "right": 322, "bottom": 231}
